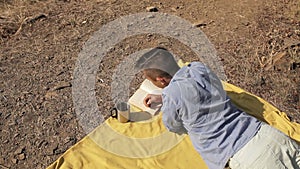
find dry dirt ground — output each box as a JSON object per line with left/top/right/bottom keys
{"left": 0, "top": 0, "right": 299, "bottom": 168}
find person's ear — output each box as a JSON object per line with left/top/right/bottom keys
{"left": 156, "top": 77, "right": 166, "bottom": 85}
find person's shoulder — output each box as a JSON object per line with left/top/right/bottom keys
{"left": 162, "top": 78, "right": 183, "bottom": 100}
{"left": 188, "top": 62, "right": 209, "bottom": 69}
{"left": 163, "top": 81, "right": 180, "bottom": 94}
{"left": 175, "top": 62, "right": 210, "bottom": 77}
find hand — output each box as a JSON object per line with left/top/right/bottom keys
{"left": 143, "top": 94, "right": 162, "bottom": 107}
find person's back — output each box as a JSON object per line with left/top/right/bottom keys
{"left": 161, "top": 62, "right": 262, "bottom": 169}
{"left": 136, "top": 47, "right": 300, "bottom": 169}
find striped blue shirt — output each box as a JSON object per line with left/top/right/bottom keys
{"left": 161, "top": 62, "right": 262, "bottom": 169}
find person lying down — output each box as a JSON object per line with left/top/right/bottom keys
{"left": 135, "top": 47, "right": 300, "bottom": 169}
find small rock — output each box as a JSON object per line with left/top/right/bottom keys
{"left": 146, "top": 14, "right": 155, "bottom": 18}
{"left": 146, "top": 6, "right": 158, "bottom": 12}
{"left": 242, "top": 21, "right": 250, "bottom": 26}
{"left": 157, "top": 38, "right": 169, "bottom": 45}
{"left": 11, "top": 158, "right": 18, "bottom": 164}
{"left": 17, "top": 153, "right": 26, "bottom": 160}
{"left": 45, "top": 55, "right": 54, "bottom": 60}
{"left": 43, "top": 86, "right": 50, "bottom": 90}
{"left": 13, "top": 133, "right": 19, "bottom": 138}
{"left": 98, "top": 78, "right": 104, "bottom": 83}
{"left": 171, "top": 7, "right": 177, "bottom": 12}
{"left": 171, "top": 5, "right": 183, "bottom": 11}
{"left": 147, "top": 33, "right": 153, "bottom": 38}
{"left": 18, "top": 111, "right": 25, "bottom": 117}
{"left": 193, "top": 20, "right": 207, "bottom": 27}
{"left": 14, "top": 146, "right": 25, "bottom": 155}
{"left": 173, "top": 32, "right": 180, "bottom": 36}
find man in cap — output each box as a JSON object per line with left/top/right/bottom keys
{"left": 135, "top": 47, "right": 300, "bottom": 169}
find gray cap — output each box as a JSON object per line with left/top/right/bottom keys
{"left": 135, "top": 47, "right": 179, "bottom": 76}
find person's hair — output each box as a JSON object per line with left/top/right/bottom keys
{"left": 143, "top": 68, "right": 172, "bottom": 80}
{"left": 135, "top": 47, "right": 180, "bottom": 78}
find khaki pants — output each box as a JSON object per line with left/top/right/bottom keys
{"left": 229, "top": 123, "right": 300, "bottom": 169}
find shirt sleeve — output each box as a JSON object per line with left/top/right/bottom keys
{"left": 161, "top": 93, "right": 187, "bottom": 135}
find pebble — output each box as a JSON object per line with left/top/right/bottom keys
{"left": 98, "top": 78, "right": 104, "bottom": 83}
{"left": 43, "top": 86, "right": 50, "bottom": 90}
{"left": 157, "top": 38, "right": 169, "bottom": 45}
{"left": 171, "top": 7, "right": 177, "bottom": 12}
{"left": 13, "top": 133, "right": 19, "bottom": 138}
{"left": 147, "top": 14, "right": 155, "bottom": 18}
{"left": 17, "top": 153, "right": 26, "bottom": 160}
{"left": 11, "top": 158, "right": 18, "bottom": 164}
{"left": 146, "top": 6, "right": 158, "bottom": 12}
{"left": 14, "top": 146, "right": 25, "bottom": 155}
{"left": 193, "top": 20, "right": 207, "bottom": 27}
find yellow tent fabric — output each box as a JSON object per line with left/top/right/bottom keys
{"left": 223, "top": 81, "right": 300, "bottom": 143}
{"left": 47, "top": 81, "right": 300, "bottom": 169}
{"left": 47, "top": 60, "right": 299, "bottom": 169}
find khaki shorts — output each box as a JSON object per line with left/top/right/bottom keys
{"left": 229, "top": 123, "right": 300, "bottom": 169}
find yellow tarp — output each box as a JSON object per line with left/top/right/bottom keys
{"left": 47, "top": 81, "right": 300, "bottom": 169}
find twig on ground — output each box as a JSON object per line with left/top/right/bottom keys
{"left": 13, "top": 13, "right": 47, "bottom": 36}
